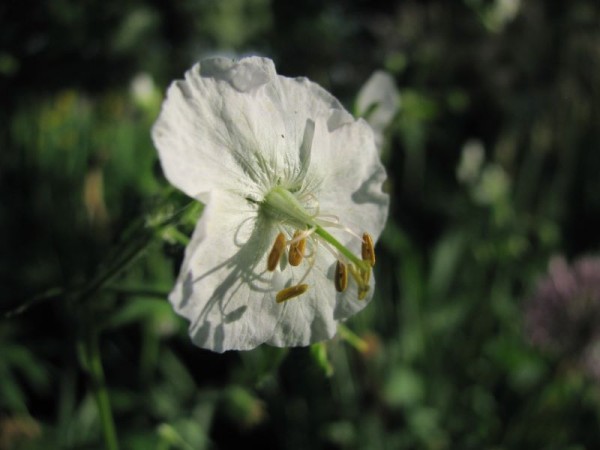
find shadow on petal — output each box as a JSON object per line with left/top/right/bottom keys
{"left": 224, "top": 305, "right": 248, "bottom": 323}
{"left": 351, "top": 166, "right": 388, "bottom": 206}
{"left": 184, "top": 214, "right": 282, "bottom": 350}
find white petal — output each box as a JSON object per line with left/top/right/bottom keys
{"left": 311, "top": 117, "right": 389, "bottom": 246}
{"left": 152, "top": 56, "right": 350, "bottom": 201}
{"left": 157, "top": 57, "right": 390, "bottom": 352}
{"left": 152, "top": 58, "right": 277, "bottom": 200}
{"left": 266, "top": 245, "right": 374, "bottom": 347}
{"left": 356, "top": 70, "right": 400, "bottom": 149}
{"left": 171, "top": 189, "right": 371, "bottom": 351}
{"left": 172, "top": 189, "right": 359, "bottom": 351}
{"left": 170, "top": 190, "right": 282, "bottom": 352}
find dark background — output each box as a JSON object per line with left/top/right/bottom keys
{"left": 1, "top": 1, "right": 600, "bottom": 449}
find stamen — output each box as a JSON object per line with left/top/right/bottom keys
{"left": 276, "top": 284, "right": 309, "bottom": 303}
{"left": 358, "top": 284, "right": 370, "bottom": 300}
{"left": 361, "top": 232, "right": 376, "bottom": 266}
{"left": 358, "top": 266, "right": 371, "bottom": 300}
{"left": 321, "top": 236, "right": 343, "bottom": 261}
{"left": 262, "top": 185, "right": 377, "bottom": 301}
{"left": 362, "top": 266, "right": 371, "bottom": 285}
{"left": 288, "top": 230, "right": 307, "bottom": 266}
{"left": 317, "top": 214, "right": 340, "bottom": 223}
{"left": 335, "top": 261, "right": 348, "bottom": 292}
{"left": 267, "top": 232, "right": 286, "bottom": 271}
{"left": 348, "top": 264, "right": 372, "bottom": 300}
{"left": 296, "top": 236, "right": 318, "bottom": 285}
{"left": 317, "top": 218, "right": 363, "bottom": 241}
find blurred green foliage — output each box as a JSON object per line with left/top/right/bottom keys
{"left": 2, "top": 0, "right": 600, "bottom": 449}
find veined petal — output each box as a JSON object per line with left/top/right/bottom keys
{"left": 266, "top": 245, "right": 374, "bottom": 347}
{"left": 155, "top": 56, "right": 390, "bottom": 352}
{"left": 310, "top": 117, "right": 389, "bottom": 244}
{"left": 170, "top": 190, "right": 282, "bottom": 352}
{"left": 356, "top": 70, "right": 400, "bottom": 150}
{"left": 172, "top": 190, "right": 369, "bottom": 352}
{"left": 152, "top": 56, "right": 351, "bottom": 200}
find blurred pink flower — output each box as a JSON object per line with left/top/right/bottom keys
{"left": 525, "top": 256, "right": 600, "bottom": 379}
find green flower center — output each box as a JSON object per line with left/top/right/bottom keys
{"left": 262, "top": 186, "right": 317, "bottom": 229}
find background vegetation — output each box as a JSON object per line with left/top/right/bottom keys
{"left": 2, "top": 0, "right": 600, "bottom": 448}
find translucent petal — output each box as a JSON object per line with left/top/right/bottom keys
{"left": 156, "top": 57, "right": 390, "bottom": 352}
{"left": 170, "top": 190, "right": 282, "bottom": 352}
{"left": 309, "top": 117, "right": 389, "bottom": 248}
{"left": 171, "top": 190, "right": 369, "bottom": 352}
{"left": 356, "top": 70, "right": 400, "bottom": 150}
{"left": 152, "top": 56, "right": 348, "bottom": 201}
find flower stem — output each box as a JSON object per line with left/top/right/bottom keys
{"left": 337, "top": 323, "right": 369, "bottom": 352}
{"left": 85, "top": 329, "right": 119, "bottom": 450}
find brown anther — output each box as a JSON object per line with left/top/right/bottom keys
{"left": 267, "top": 232, "right": 286, "bottom": 271}
{"left": 276, "top": 284, "right": 309, "bottom": 303}
{"left": 288, "top": 230, "right": 306, "bottom": 266}
{"left": 361, "top": 232, "right": 376, "bottom": 266}
{"left": 335, "top": 260, "right": 348, "bottom": 292}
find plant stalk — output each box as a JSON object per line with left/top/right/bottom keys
{"left": 86, "top": 329, "right": 119, "bottom": 450}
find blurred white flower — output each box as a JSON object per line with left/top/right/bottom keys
{"left": 131, "top": 73, "right": 154, "bottom": 98}
{"left": 356, "top": 70, "right": 400, "bottom": 150}
{"left": 130, "top": 72, "right": 159, "bottom": 108}
{"left": 472, "top": 163, "right": 510, "bottom": 206}
{"left": 491, "top": 0, "right": 521, "bottom": 30}
{"left": 467, "top": 0, "right": 521, "bottom": 32}
{"left": 152, "top": 57, "right": 388, "bottom": 352}
{"left": 456, "top": 139, "right": 485, "bottom": 184}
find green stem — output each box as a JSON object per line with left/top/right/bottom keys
{"left": 104, "top": 285, "right": 169, "bottom": 298}
{"left": 163, "top": 226, "right": 191, "bottom": 245}
{"left": 337, "top": 323, "right": 368, "bottom": 352}
{"left": 86, "top": 329, "right": 119, "bottom": 450}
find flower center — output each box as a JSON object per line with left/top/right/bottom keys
{"left": 262, "top": 186, "right": 317, "bottom": 230}
{"left": 261, "top": 186, "right": 374, "bottom": 302}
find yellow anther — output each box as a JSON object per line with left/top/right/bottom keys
{"left": 267, "top": 232, "right": 286, "bottom": 271}
{"left": 276, "top": 283, "right": 309, "bottom": 303}
{"left": 288, "top": 230, "right": 306, "bottom": 266}
{"left": 361, "top": 232, "right": 376, "bottom": 267}
{"left": 335, "top": 260, "right": 348, "bottom": 293}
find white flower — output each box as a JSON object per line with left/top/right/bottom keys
{"left": 355, "top": 70, "right": 400, "bottom": 151}
{"left": 152, "top": 57, "right": 389, "bottom": 352}
{"left": 130, "top": 73, "right": 155, "bottom": 103}
{"left": 456, "top": 139, "right": 485, "bottom": 184}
